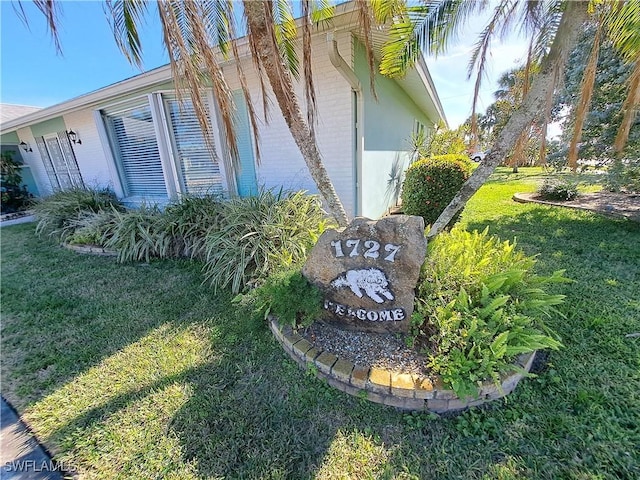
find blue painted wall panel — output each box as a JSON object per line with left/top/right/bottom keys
{"left": 233, "top": 91, "right": 258, "bottom": 197}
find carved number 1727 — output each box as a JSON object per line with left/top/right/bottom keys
{"left": 330, "top": 239, "right": 400, "bottom": 262}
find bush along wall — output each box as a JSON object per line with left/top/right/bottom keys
{"left": 401, "top": 155, "right": 472, "bottom": 227}
{"left": 33, "top": 187, "right": 334, "bottom": 294}
{"left": 1, "top": 151, "right": 33, "bottom": 214}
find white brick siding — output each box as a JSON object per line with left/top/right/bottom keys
{"left": 63, "top": 109, "right": 113, "bottom": 190}
{"left": 221, "top": 30, "right": 355, "bottom": 216}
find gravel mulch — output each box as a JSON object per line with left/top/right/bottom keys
{"left": 300, "top": 321, "right": 432, "bottom": 376}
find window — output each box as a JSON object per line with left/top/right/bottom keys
{"left": 163, "top": 94, "right": 223, "bottom": 195}
{"left": 101, "top": 93, "right": 230, "bottom": 201}
{"left": 102, "top": 98, "right": 168, "bottom": 199}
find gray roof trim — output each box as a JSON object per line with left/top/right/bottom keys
{"left": 1, "top": 1, "right": 448, "bottom": 133}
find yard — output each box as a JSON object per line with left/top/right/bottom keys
{"left": 1, "top": 168, "right": 639, "bottom": 479}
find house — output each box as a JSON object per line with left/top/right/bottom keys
{"left": 1, "top": 104, "right": 43, "bottom": 197}
{"left": 0, "top": 3, "right": 447, "bottom": 220}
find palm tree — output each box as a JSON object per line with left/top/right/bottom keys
{"left": 24, "top": 0, "right": 384, "bottom": 227}
{"left": 24, "top": 0, "right": 639, "bottom": 235}
{"left": 380, "top": 0, "right": 639, "bottom": 238}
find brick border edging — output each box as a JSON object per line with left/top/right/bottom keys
{"left": 62, "top": 243, "right": 118, "bottom": 257}
{"left": 269, "top": 318, "right": 536, "bottom": 412}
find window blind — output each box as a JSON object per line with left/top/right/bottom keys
{"left": 164, "top": 94, "right": 223, "bottom": 195}
{"left": 102, "top": 98, "right": 167, "bottom": 198}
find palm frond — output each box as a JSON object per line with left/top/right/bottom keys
{"left": 310, "top": 0, "right": 335, "bottom": 24}
{"left": 105, "top": 0, "right": 149, "bottom": 68}
{"left": 567, "top": 18, "right": 602, "bottom": 170}
{"left": 530, "top": 1, "right": 563, "bottom": 63}
{"left": 605, "top": 0, "right": 640, "bottom": 64}
{"left": 355, "top": 0, "right": 377, "bottom": 99}
{"left": 224, "top": 0, "right": 262, "bottom": 163}
{"left": 538, "top": 44, "right": 558, "bottom": 166}
{"left": 467, "top": 0, "right": 520, "bottom": 79}
{"left": 496, "top": 0, "right": 521, "bottom": 41}
{"left": 370, "top": 0, "right": 405, "bottom": 23}
{"left": 157, "top": 0, "right": 239, "bottom": 172}
{"left": 301, "top": 1, "right": 318, "bottom": 136}
{"left": 32, "top": 0, "right": 63, "bottom": 53}
{"left": 200, "top": 0, "right": 233, "bottom": 57}
{"left": 467, "top": 0, "right": 516, "bottom": 147}
{"left": 273, "top": 0, "right": 299, "bottom": 77}
{"left": 613, "top": 57, "right": 640, "bottom": 154}
{"left": 380, "top": 0, "right": 489, "bottom": 78}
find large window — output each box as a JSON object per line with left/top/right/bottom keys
{"left": 163, "top": 94, "right": 223, "bottom": 195}
{"left": 101, "top": 93, "right": 229, "bottom": 201}
{"left": 102, "top": 98, "right": 168, "bottom": 199}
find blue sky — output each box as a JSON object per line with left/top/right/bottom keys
{"left": 1, "top": 1, "right": 528, "bottom": 128}
{"left": 1, "top": 1, "right": 168, "bottom": 107}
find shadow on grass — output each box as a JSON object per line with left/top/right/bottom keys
{"left": 465, "top": 205, "right": 640, "bottom": 272}
{"left": 33, "top": 320, "right": 416, "bottom": 478}
{"left": 0, "top": 224, "right": 230, "bottom": 407}
{"left": 3, "top": 213, "right": 639, "bottom": 479}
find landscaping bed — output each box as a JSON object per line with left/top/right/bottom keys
{"left": 1, "top": 168, "right": 638, "bottom": 479}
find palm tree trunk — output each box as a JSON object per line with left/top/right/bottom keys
{"left": 242, "top": 0, "right": 348, "bottom": 227}
{"left": 613, "top": 58, "right": 640, "bottom": 155}
{"left": 427, "top": 1, "right": 591, "bottom": 239}
{"left": 567, "top": 22, "right": 602, "bottom": 171}
{"left": 511, "top": 130, "right": 529, "bottom": 173}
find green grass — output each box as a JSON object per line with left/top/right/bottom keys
{"left": 1, "top": 167, "right": 639, "bottom": 479}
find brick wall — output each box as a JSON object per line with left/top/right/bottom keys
{"left": 63, "top": 109, "right": 114, "bottom": 191}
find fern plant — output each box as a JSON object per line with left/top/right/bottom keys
{"left": 413, "top": 227, "right": 570, "bottom": 399}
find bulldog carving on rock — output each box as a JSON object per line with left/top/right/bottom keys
{"left": 330, "top": 268, "right": 394, "bottom": 304}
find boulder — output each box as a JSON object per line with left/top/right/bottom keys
{"left": 302, "top": 215, "right": 427, "bottom": 333}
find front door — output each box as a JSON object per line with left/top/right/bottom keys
{"left": 35, "top": 132, "right": 84, "bottom": 190}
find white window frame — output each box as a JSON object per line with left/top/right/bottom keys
{"left": 95, "top": 91, "right": 232, "bottom": 203}
{"left": 96, "top": 94, "right": 176, "bottom": 204}
{"left": 154, "top": 90, "right": 231, "bottom": 196}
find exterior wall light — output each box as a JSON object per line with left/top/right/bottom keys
{"left": 20, "top": 141, "right": 33, "bottom": 152}
{"left": 67, "top": 130, "right": 82, "bottom": 144}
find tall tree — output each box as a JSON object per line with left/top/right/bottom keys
{"left": 23, "top": 0, "right": 384, "bottom": 227}
{"left": 552, "top": 24, "right": 639, "bottom": 165}
{"left": 380, "top": 0, "right": 639, "bottom": 238}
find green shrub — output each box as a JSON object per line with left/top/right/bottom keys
{"left": 1, "top": 151, "right": 33, "bottom": 213}
{"left": 401, "top": 155, "right": 471, "bottom": 226}
{"left": 604, "top": 158, "right": 640, "bottom": 193}
{"left": 235, "top": 268, "right": 322, "bottom": 327}
{"left": 412, "top": 227, "right": 569, "bottom": 399}
{"left": 66, "top": 210, "right": 119, "bottom": 246}
{"left": 202, "top": 189, "right": 334, "bottom": 293}
{"left": 161, "top": 194, "right": 225, "bottom": 259}
{"left": 103, "top": 205, "right": 168, "bottom": 263}
{"left": 537, "top": 179, "right": 579, "bottom": 201}
{"left": 33, "top": 187, "right": 123, "bottom": 240}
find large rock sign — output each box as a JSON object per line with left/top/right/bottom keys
{"left": 302, "top": 215, "right": 427, "bottom": 333}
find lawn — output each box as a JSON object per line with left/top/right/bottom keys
{"left": 1, "top": 168, "right": 639, "bottom": 479}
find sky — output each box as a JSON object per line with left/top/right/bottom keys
{"left": 0, "top": 1, "right": 529, "bottom": 129}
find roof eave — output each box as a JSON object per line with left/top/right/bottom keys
{"left": 1, "top": 65, "right": 173, "bottom": 134}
